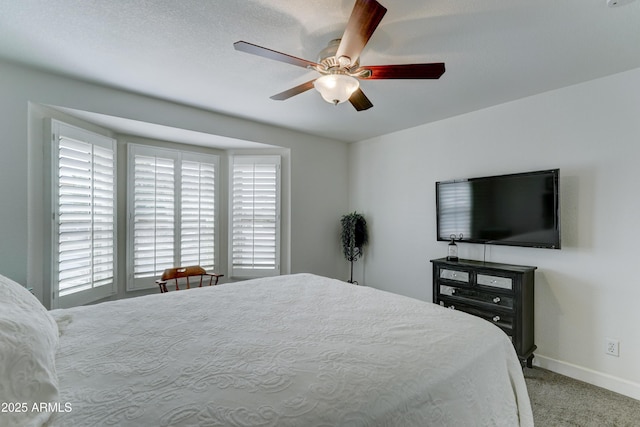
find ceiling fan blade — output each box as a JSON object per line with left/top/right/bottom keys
{"left": 336, "top": 0, "right": 387, "bottom": 66}
{"left": 360, "top": 63, "right": 446, "bottom": 79}
{"left": 270, "top": 80, "right": 317, "bottom": 101}
{"left": 234, "top": 41, "right": 320, "bottom": 69}
{"left": 349, "top": 88, "right": 373, "bottom": 111}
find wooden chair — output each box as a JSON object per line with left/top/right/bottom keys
{"left": 155, "top": 266, "right": 223, "bottom": 293}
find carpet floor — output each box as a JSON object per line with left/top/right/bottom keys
{"left": 524, "top": 367, "right": 640, "bottom": 426}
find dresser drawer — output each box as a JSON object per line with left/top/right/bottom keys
{"left": 439, "top": 269, "right": 469, "bottom": 283}
{"left": 477, "top": 274, "right": 513, "bottom": 290}
{"left": 440, "top": 299, "right": 513, "bottom": 332}
{"left": 439, "top": 285, "right": 513, "bottom": 309}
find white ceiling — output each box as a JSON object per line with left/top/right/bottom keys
{"left": 1, "top": 0, "right": 639, "bottom": 143}
{"left": 53, "top": 106, "right": 277, "bottom": 150}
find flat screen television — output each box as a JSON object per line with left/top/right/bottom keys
{"left": 436, "top": 169, "right": 560, "bottom": 249}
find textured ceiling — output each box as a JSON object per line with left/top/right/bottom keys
{"left": 1, "top": 0, "right": 639, "bottom": 143}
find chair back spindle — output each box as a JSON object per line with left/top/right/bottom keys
{"left": 155, "top": 265, "right": 223, "bottom": 293}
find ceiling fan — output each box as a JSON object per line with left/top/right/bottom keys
{"left": 233, "top": 0, "right": 445, "bottom": 111}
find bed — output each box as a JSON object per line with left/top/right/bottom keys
{"left": 1, "top": 273, "right": 533, "bottom": 427}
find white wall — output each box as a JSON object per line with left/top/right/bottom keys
{"left": 349, "top": 67, "right": 640, "bottom": 399}
{"left": 0, "top": 60, "right": 349, "bottom": 302}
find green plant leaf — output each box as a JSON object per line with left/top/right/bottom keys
{"left": 340, "top": 211, "right": 368, "bottom": 261}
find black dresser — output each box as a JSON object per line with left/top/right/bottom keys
{"left": 431, "top": 258, "right": 537, "bottom": 367}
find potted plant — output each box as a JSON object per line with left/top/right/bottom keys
{"left": 340, "top": 211, "right": 369, "bottom": 284}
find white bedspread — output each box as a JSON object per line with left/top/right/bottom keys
{"left": 48, "top": 273, "right": 533, "bottom": 427}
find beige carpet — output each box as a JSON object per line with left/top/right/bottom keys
{"left": 524, "top": 367, "right": 640, "bottom": 426}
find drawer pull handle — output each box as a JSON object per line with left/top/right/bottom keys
{"left": 493, "top": 316, "right": 501, "bottom": 322}
{"left": 493, "top": 297, "right": 501, "bottom": 304}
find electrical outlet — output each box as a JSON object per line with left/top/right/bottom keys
{"left": 605, "top": 338, "right": 619, "bottom": 357}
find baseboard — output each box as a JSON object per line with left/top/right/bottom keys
{"left": 533, "top": 354, "right": 640, "bottom": 401}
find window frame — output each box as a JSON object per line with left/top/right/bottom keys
{"left": 180, "top": 152, "right": 219, "bottom": 271}
{"left": 228, "top": 155, "right": 281, "bottom": 279}
{"left": 126, "top": 144, "right": 220, "bottom": 291}
{"left": 50, "top": 120, "right": 117, "bottom": 308}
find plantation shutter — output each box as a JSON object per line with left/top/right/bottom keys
{"left": 230, "top": 155, "right": 280, "bottom": 278}
{"left": 180, "top": 155, "right": 217, "bottom": 271}
{"left": 129, "top": 146, "right": 176, "bottom": 289}
{"left": 52, "top": 121, "right": 116, "bottom": 308}
{"left": 127, "top": 145, "right": 219, "bottom": 290}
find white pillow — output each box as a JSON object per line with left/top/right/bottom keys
{"left": 0, "top": 274, "right": 60, "bottom": 427}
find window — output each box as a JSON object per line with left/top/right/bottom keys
{"left": 127, "top": 145, "right": 218, "bottom": 290}
{"left": 230, "top": 155, "right": 280, "bottom": 278}
{"left": 51, "top": 120, "right": 117, "bottom": 308}
{"left": 180, "top": 159, "right": 216, "bottom": 268}
{"left": 129, "top": 146, "right": 176, "bottom": 286}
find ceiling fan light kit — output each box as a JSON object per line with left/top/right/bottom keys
{"left": 233, "top": 0, "right": 445, "bottom": 111}
{"left": 314, "top": 74, "right": 360, "bottom": 105}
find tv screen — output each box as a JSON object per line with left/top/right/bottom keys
{"left": 436, "top": 169, "right": 560, "bottom": 249}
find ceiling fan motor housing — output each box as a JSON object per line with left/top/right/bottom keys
{"left": 316, "top": 39, "right": 359, "bottom": 73}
